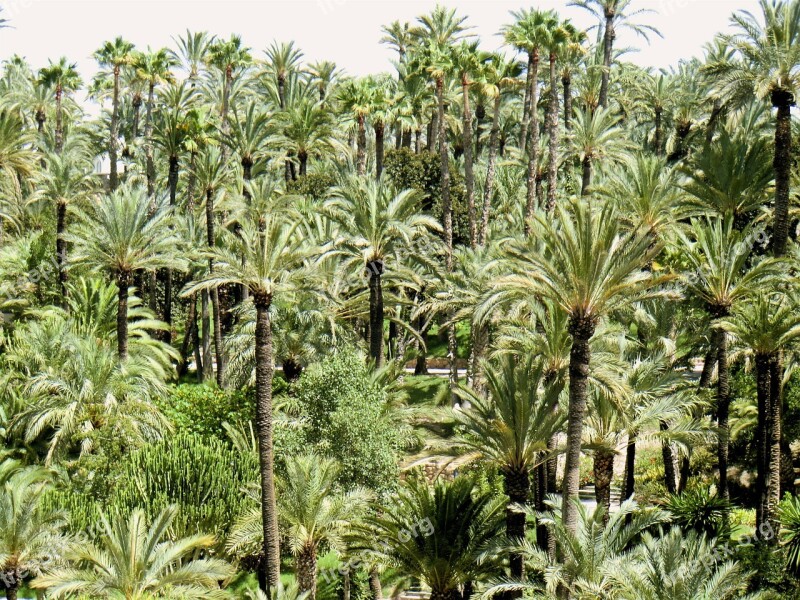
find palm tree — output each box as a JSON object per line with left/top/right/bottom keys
{"left": 33, "top": 506, "right": 233, "bottom": 599}
{"left": 337, "top": 78, "right": 372, "bottom": 177}
{"left": 569, "top": 106, "right": 630, "bottom": 196}
{"left": 132, "top": 47, "right": 175, "bottom": 198}
{"left": 206, "top": 34, "right": 251, "bottom": 149}
{"left": 721, "top": 293, "right": 800, "bottom": 538}
{"left": 354, "top": 476, "right": 504, "bottom": 600}
{"left": 543, "top": 18, "right": 573, "bottom": 212}
{"left": 0, "top": 467, "right": 66, "bottom": 600}
{"left": 491, "top": 199, "right": 664, "bottom": 533}
{"left": 277, "top": 98, "right": 337, "bottom": 176}
{"left": 306, "top": 60, "right": 341, "bottom": 103}
{"left": 172, "top": 29, "right": 213, "bottom": 82}
{"left": 569, "top": 0, "right": 660, "bottom": 108}
{"left": 37, "top": 57, "right": 81, "bottom": 154}
{"left": 230, "top": 455, "right": 369, "bottom": 600}
{"left": 93, "top": 37, "right": 135, "bottom": 190}
{"left": 223, "top": 101, "right": 270, "bottom": 184}
{"left": 325, "top": 180, "right": 440, "bottom": 366}
{"left": 65, "top": 185, "right": 185, "bottom": 360}
{"left": 264, "top": 41, "right": 304, "bottom": 110}
{"left": 0, "top": 108, "right": 37, "bottom": 184}
{"left": 478, "top": 55, "right": 521, "bottom": 245}
{"left": 438, "top": 355, "right": 564, "bottom": 588}
{"left": 185, "top": 215, "right": 316, "bottom": 596}
{"left": 677, "top": 217, "right": 782, "bottom": 501}
{"left": 631, "top": 69, "right": 675, "bottom": 155}
{"left": 709, "top": 0, "right": 800, "bottom": 256}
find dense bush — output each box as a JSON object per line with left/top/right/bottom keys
{"left": 154, "top": 384, "right": 256, "bottom": 440}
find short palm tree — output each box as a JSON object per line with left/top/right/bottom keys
{"left": 185, "top": 214, "right": 317, "bottom": 595}
{"left": 66, "top": 185, "right": 185, "bottom": 360}
{"left": 0, "top": 466, "right": 67, "bottom": 600}
{"left": 353, "top": 476, "right": 504, "bottom": 600}
{"left": 276, "top": 98, "right": 338, "bottom": 176}
{"left": 491, "top": 199, "right": 664, "bottom": 533}
{"left": 569, "top": 105, "right": 631, "bottom": 196}
{"left": 37, "top": 57, "right": 81, "bottom": 154}
{"left": 324, "top": 180, "right": 440, "bottom": 366}
{"left": 229, "top": 454, "right": 369, "bottom": 600}
{"left": 33, "top": 506, "right": 233, "bottom": 599}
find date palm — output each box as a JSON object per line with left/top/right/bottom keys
{"left": 185, "top": 214, "right": 317, "bottom": 596}
{"left": 324, "top": 179, "right": 440, "bottom": 366}
{"left": 277, "top": 97, "right": 337, "bottom": 176}
{"left": 206, "top": 34, "right": 252, "bottom": 144}
{"left": 93, "top": 37, "right": 135, "bottom": 190}
{"left": 223, "top": 101, "right": 270, "bottom": 183}
{"left": 37, "top": 57, "right": 81, "bottom": 154}
{"left": 33, "top": 506, "right": 233, "bottom": 599}
{"left": 708, "top": 0, "right": 800, "bottom": 256}
{"left": 676, "top": 217, "right": 782, "bottom": 501}
{"left": 306, "top": 60, "right": 341, "bottom": 103}
{"left": 569, "top": 105, "right": 631, "bottom": 196}
{"left": 172, "top": 29, "right": 213, "bottom": 82}
{"left": 337, "top": 78, "right": 373, "bottom": 177}
{"left": 491, "top": 199, "right": 664, "bottom": 533}
{"left": 264, "top": 41, "right": 304, "bottom": 110}
{"left": 0, "top": 110, "right": 36, "bottom": 183}
{"left": 66, "top": 185, "right": 185, "bottom": 360}
{"left": 0, "top": 466, "right": 66, "bottom": 600}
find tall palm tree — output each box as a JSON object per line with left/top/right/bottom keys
{"left": 306, "top": 60, "right": 341, "bottom": 103}
{"left": 33, "top": 506, "right": 233, "bottom": 599}
{"left": 66, "top": 185, "right": 185, "bottom": 360}
{"left": 569, "top": 0, "right": 660, "bottom": 108}
{"left": 677, "top": 217, "right": 782, "bottom": 501}
{"left": 478, "top": 53, "right": 522, "bottom": 245}
{"left": 354, "top": 477, "right": 504, "bottom": 600}
{"left": 0, "top": 467, "right": 66, "bottom": 600}
{"left": 185, "top": 215, "right": 316, "bottom": 596}
{"left": 337, "top": 78, "right": 372, "bottom": 177}
{"left": 172, "top": 29, "right": 213, "bottom": 82}
{"left": 491, "top": 199, "right": 664, "bottom": 533}
{"left": 569, "top": 106, "right": 630, "bottom": 196}
{"left": 325, "top": 180, "right": 440, "bottom": 366}
{"left": 37, "top": 57, "right": 81, "bottom": 154}
{"left": 437, "top": 355, "right": 564, "bottom": 588}
{"left": 230, "top": 455, "right": 369, "bottom": 600}
{"left": 264, "top": 41, "right": 304, "bottom": 110}
{"left": 206, "top": 34, "right": 252, "bottom": 153}
{"left": 709, "top": 0, "right": 800, "bottom": 256}
{"left": 276, "top": 98, "right": 337, "bottom": 176}
{"left": 93, "top": 37, "right": 135, "bottom": 190}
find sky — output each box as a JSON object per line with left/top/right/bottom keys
{"left": 0, "top": 0, "right": 763, "bottom": 87}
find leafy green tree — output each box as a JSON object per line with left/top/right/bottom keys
{"left": 37, "top": 57, "right": 81, "bottom": 154}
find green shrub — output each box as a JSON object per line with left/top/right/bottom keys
{"left": 665, "top": 486, "right": 731, "bottom": 539}
{"left": 779, "top": 494, "right": 800, "bottom": 574}
{"left": 154, "top": 384, "right": 256, "bottom": 440}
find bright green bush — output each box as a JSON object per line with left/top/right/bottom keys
{"left": 154, "top": 384, "right": 256, "bottom": 440}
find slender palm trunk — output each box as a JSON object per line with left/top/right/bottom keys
{"left": 755, "top": 353, "right": 770, "bottom": 535}
{"left": 524, "top": 50, "right": 541, "bottom": 229}
{"left": 767, "top": 353, "right": 783, "bottom": 540}
{"left": 545, "top": 53, "right": 559, "bottom": 213}
{"left": 297, "top": 544, "right": 318, "bottom": 600}
{"left": 623, "top": 430, "right": 637, "bottom": 501}
{"left": 581, "top": 156, "right": 592, "bottom": 196}
{"left": 375, "top": 121, "right": 384, "bottom": 180}
{"left": 503, "top": 469, "right": 529, "bottom": 596}
{"left": 462, "top": 78, "right": 476, "bottom": 247}
{"left": 660, "top": 420, "right": 677, "bottom": 494}
{"left": 116, "top": 270, "right": 131, "bottom": 360}
{"left": 145, "top": 82, "right": 156, "bottom": 198}
{"left": 368, "top": 261, "right": 384, "bottom": 367}
{"left": 254, "top": 295, "right": 281, "bottom": 594}
{"left": 599, "top": 14, "right": 614, "bottom": 108}
{"left": 562, "top": 317, "right": 595, "bottom": 533}
{"left": 479, "top": 94, "right": 502, "bottom": 246}
{"left": 56, "top": 200, "right": 68, "bottom": 300}
{"left": 368, "top": 568, "right": 382, "bottom": 600}
{"left": 654, "top": 107, "right": 663, "bottom": 156}
{"left": 357, "top": 114, "right": 367, "bottom": 176}
{"left": 206, "top": 188, "right": 225, "bottom": 387}
{"left": 519, "top": 52, "right": 533, "bottom": 151}
{"left": 562, "top": 74, "right": 572, "bottom": 130}
{"left": 55, "top": 86, "right": 64, "bottom": 153}
{"left": 299, "top": 151, "right": 308, "bottom": 176}
{"left": 109, "top": 65, "right": 121, "bottom": 190}
{"left": 201, "top": 290, "right": 211, "bottom": 380}
{"left": 162, "top": 154, "right": 179, "bottom": 343}
{"left": 715, "top": 326, "right": 730, "bottom": 502}
{"left": 771, "top": 91, "right": 793, "bottom": 257}
{"left": 594, "top": 450, "right": 614, "bottom": 524}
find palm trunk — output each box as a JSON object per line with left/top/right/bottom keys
{"left": 297, "top": 544, "right": 318, "bottom": 600}
{"left": 562, "top": 317, "right": 595, "bottom": 533}
{"left": 524, "top": 50, "right": 541, "bottom": 230}
{"left": 299, "top": 152, "right": 308, "bottom": 176}
{"left": 201, "top": 290, "right": 211, "bottom": 381}
{"left": 117, "top": 270, "right": 130, "bottom": 360}
{"left": 479, "top": 94, "right": 502, "bottom": 246}
{"left": 771, "top": 90, "right": 793, "bottom": 257}
{"left": 503, "top": 469, "right": 529, "bottom": 596}
{"left": 581, "top": 156, "right": 592, "bottom": 196}
{"left": 368, "top": 568, "right": 382, "bottom": 600}
{"left": 767, "top": 353, "right": 783, "bottom": 540}
{"left": 462, "top": 78, "right": 476, "bottom": 247}
{"left": 5, "top": 580, "right": 18, "bottom": 600}
{"left": 56, "top": 200, "right": 68, "bottom": 300}
{"left": 562, "top": 75, "right": 572, "bottom": 130}
{"left": 357, "top": 115, "right": 367, "bottom": 176}
{"left": 623, "top": 430, "right": 636, "bottom": 501}
{"left": 206, "top": 188, "right": 225, "bottom": 387}
{"left": 145, "top": 82, "right": 156, "bottom": 197}
{"left": 654, "top": 107, "right": 663, "bottom": 156}
{"left": 110, "top": 65, "right": 121, "bottom": 190}
{"left": 375, "top": 121, "right": 385, "bottom": 180}
{"left": 519, "top": 51, "right": 533, "bottom": 151}
{"left": 660, "top": 420, "right": 677, "bottom": 494}
{"left": 545, "top": 53, "right": 559, "bottom": 213}
{"left": 715, "top": 326, "right": 730, "bottom": 502}
{"left": 254, "top": 295, "right": 281, "bottom": 594}
{"left": 594, "top": 450, "right": 614, "bottom": 524}
{"left": 55, "top": 86, "right": 64, "bottom": 154}
{"left": 599, "top": 14, "right": 614, "bottom": 108}
{"left": 755, "top": 353, "right": 770, "bottom": 535}
{"left": 368, "top": 262, "right": 384, "bottom": 367}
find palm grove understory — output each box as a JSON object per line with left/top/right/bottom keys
{"left": 1, "top": 0, "right": 800, "bottom": 598}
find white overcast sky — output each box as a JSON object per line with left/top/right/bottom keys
{"left": 0, "top": 0, "right": 761, "bottom": 83}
